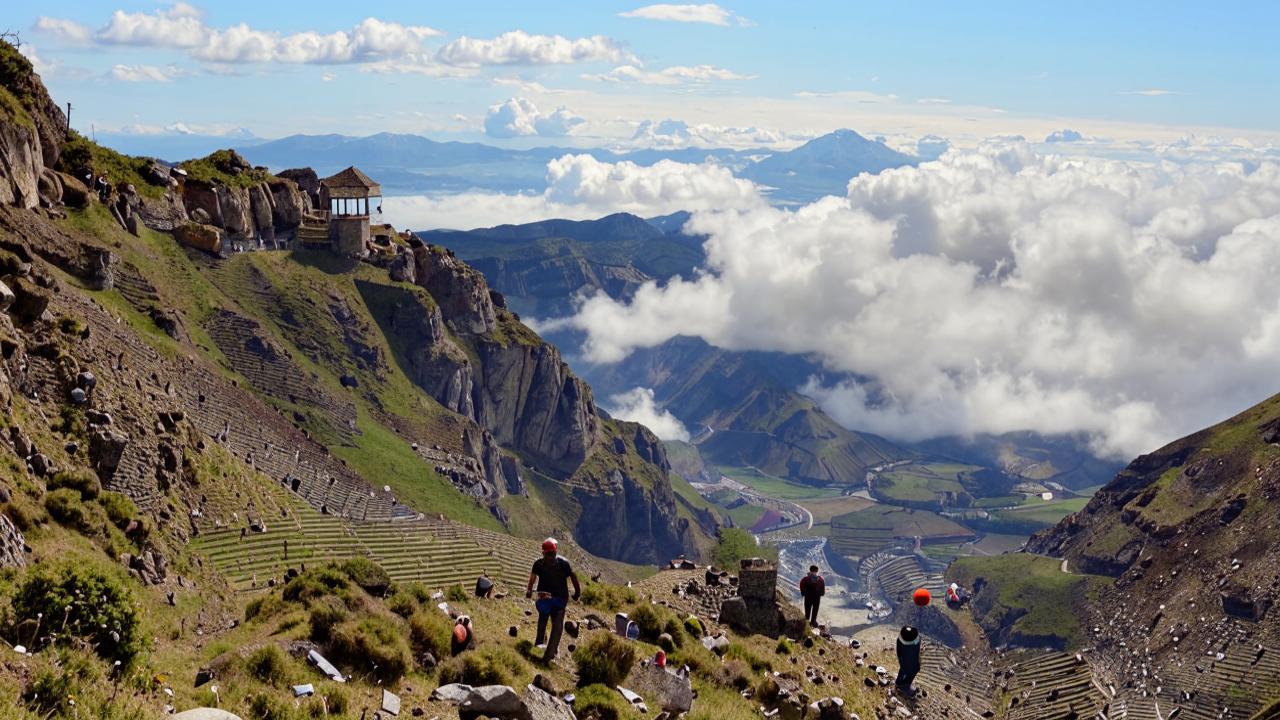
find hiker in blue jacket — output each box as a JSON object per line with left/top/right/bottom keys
{"left": 525, "top": 537, "right": 580, "bottom": 662}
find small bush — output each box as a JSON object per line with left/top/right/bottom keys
{"left": 305, "top": 682, "right": 350, "bottom": 717}
{"left": 245, "top": 594, "right": 287, "bottom": 621}
{"left": 12, "top": 562, "right": 143, "bottom": 663}
{"left": 775, "top": 637, "right": 793, "bottom": 655}
{"left": 97, "top": 491, "right": 138, "bottom": 528}
{"left": 282, "top": 565, "right": 350, "bottom": 603}
{"left": 437, "top": 646, "right": 527, "bottom": 686}
{"left": 339, "top": 557, "right": 391, "bottom": 596}
{"left": 3, "top": 496, "right": 47, "bottom": 531}
{"left": 246, "top": 644, "right": 296, "bottom": 687}
{"left": 683, "top": 615, "right": 705, "bottom": 638}
{"left": 43, "top": 488, "right": 107, "bottom": 533}
{"left": 308, "top": 595, "right": 349, "bottom": 643}
{"left": 408, "top": 608, "right": 452, "bottom": 661}
{"left": 327, "top": 614, "right": 412, "bottom": 682}
{"left": 23, "top": 648, "right": 102, "bottom": 716}
{"left": 572, "top": 683, "right": 628, "bottom": 720}
{"left": 445, "top": 583, "right": 468, "bottom": 602}
{"left": 573, "top": 632, "right": 636, "bottom": 688}
{"left": 47, "top": 469, "right": 101, "bottom": 500}
{"left": 57, "top": 317, "right": 87, "bottom": 336}
{"left": 629, "top": 603, "right": 663, "bottom": 641}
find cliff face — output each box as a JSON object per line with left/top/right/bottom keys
{"left": 0, "top": 44, "right": 65, "bottom": 209}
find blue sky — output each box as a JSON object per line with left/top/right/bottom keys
{"left": 14, "top": 1, "right": 1280, "bottom": 147}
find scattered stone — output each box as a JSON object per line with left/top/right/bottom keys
{"left": 522, "top": 684, "right": 576, "bottom": 720}
{"left": 306, "top": 649, "right": 345, "bottom": 682}
{"left": 381, "top": 689, "right": 401, "bottom": 716}
{"left": 293, "top": 684, "right": 315, "bottom": 697}
{"left": 430, "top": 683, "right": 474, "bottom": 704}
{"left": 459, "top": 685, "right": 523, "bottom": 720}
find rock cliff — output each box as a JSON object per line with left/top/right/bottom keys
{"left": 0, "top": 43, "right": 65, "bottom": 209}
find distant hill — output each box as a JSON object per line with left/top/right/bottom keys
{"left": 741, "top": 129, "right": 917, "bottom": 202}
{"left": 419, "top": 212, "right": 706, "bottom": 317}
{"left": 236, "top": 133, "right": 757, "bottom": 194}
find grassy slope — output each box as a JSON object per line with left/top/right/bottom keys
{"left": 947, "top": 554, "right": 1108, "bottom": 650}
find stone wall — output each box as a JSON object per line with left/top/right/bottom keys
{"left": 331, "top": 217, "right": 368, "bottom": 257}
{"left": 738, "top": 558, "right": 778, "bottom": 602}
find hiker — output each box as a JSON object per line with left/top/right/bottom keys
{"left": 799, "top": 565, "right": 826, "bottom": 626}
{"left": 705, "top": 566, "right": 720, "bottom": 586}
{"left": 896, "top": 625, "right": 922, "bottom": 697}
{"left": 525, "top": 537, "right": 580, "bottom": 662}
{"left": 451, "top": 615, "right": 475, "bottom": 655}
{"left": 475, "top": 572, "right": 495, "bottom": 599}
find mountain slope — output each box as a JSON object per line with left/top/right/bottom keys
{"left": 741, "top": 129, "right": 917, "bottom": 202}
{"left": 418, "top": 212, "right": 705, "bottom": 317}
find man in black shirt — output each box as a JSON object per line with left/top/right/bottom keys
{"left": 525, "top": 537, "right": 581, "bottom": 661}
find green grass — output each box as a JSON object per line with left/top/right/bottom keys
{"left": 948, "top": 554, "right": 1109, "bottom": 650}
{"left": 58, "top": 131, "right": 167, "bottom": 198}
{"left": 991, "top": 497, "right": 1090, "bottom": 526}
{"left": 875, "top": 463, "right": 969, "bottom": 504}
{"left": 179, "top": 149, "right": 274, "bottom": 188}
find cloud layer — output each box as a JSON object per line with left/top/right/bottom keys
{"left": 483, "top": 97, "right": 585, "bottom": 138}
{"left": 549, "top": 144, "right": 1280, "bottom": 458}
{"left": 619, "top": 3, "right": 743, "bottom": 26}
{"left": 604, "top": 387, "right": 691, "bottom": 441}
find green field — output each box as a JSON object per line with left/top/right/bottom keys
{"left": 828, "top": 504, "right": 976, "bottom": 560}
{"left": 872, "top": 462, "right": 981, "bottom": 505}
{"left": 990, "top": 497, "right": 1090, "bottom": 525}
{"left": 715, "top": 465, "right": 843, "bottom": 500}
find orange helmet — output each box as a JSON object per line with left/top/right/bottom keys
{"left": 912, "top": 588, "right": 932, "bottom": 607}
{"left": 542, "top": 538, "right": 558, "bottom": 553}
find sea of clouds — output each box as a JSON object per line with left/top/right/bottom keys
{"left": 387, "top": 141, "right": 1280, "bottom": 457}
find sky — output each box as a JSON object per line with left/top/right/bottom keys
{"left": 14, "top": 1, "right": 1280, "bottom": 148}
{"left": 13, "top": 2, "right": 1280, "bottom": 459}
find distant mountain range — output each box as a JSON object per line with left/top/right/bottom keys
{"left": 93, "top": 128, "right": 923, "bottom": 204}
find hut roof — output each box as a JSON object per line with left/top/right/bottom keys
{"left": 320, "top": 166, "right": 381, "bottom": 198}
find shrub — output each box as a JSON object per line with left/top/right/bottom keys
{"left": 327, "top": 615, "right": 412, "bottom": 683}
{"left": 245, "top": 594, "right": 287, "bottom": 621}
{"left": 44, "top": 488, "right": 86, "bottom": 526}
{"left": 282, "top": 565, "right": 350, "bottom": 603}
{"left": 305, "top": 682, "right": 350, "bottom": 717}
{"left": 308, "top": 595, "right": 349, "bottom": 643}
{"left": 629, "top": 603, "right": 663, "bottom": 641}
{"left": 775, "top": 637, "right": 793, "bottom": 655}
{"left": 712, "top": 528, "right": 777, "bottom": 568}
{"left": 445, "top": 583, "right": 468, "bottom": 602}
{"left": 246, "top": 644, "right": 296, "bottom": 687}
{"left": 408, "top": 608, "right": 452, "bottom": 661}
{"left": 572, "top": 683, "right": 628, "bottom": 720}
{"left": 23, "top": 648, "right": 102, "bottom": 716}
{"left": 573, "top": 632, "right": 636, "bottom": 688}
{"left": 12, "top": 562, "right": 143, "bottom": 663}
{"left": 339, "top": 557, "right": 391, "bottom": 596}
{"left": 47, "top": 469, "right": 101, "bottom": 500}
{"left": 3, "top": 495, "right": 47, "bottom": 530}
{"left": 437, "top": 646, "right": 527, "bottom": 686}
{"left": 97, "top": 491, "right": 138, "bottom": 528}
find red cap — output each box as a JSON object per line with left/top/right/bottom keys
{"left": 542, "top": 538, "right": 558, "bottom": 553}
{"left": 912, "top": 588, "right": 932, "bottom": 607}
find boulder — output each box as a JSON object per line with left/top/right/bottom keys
{"left": 521, "top": 685, "right": 575, "bottom": 720}
{"left": 174, "top": 222, "right": 224, "bottom": 255}
{"left": 629, "top": 662, "right": 694, "bottom": 713}
{"left": 430, "top": 683, "right": 474, "bottom": 704}
{"left": 0, "top": 512, "right": 28, "bottom": 569}
{"left": 172, "top": 710, "right": 243, "bottom": 720}
{"left": 6, "top": 277, "right": 50, "bottom": 323}
{"left": 0, "top": 280, "right": 13, "bottom": 311}
{"left": 89, "top": 429, "right": 129, "bottom": 477}
{"left": 55, "top": 172, "right": 90, "bottom": 208}
{"left": 268, "top": 176, "right": 308, "bottom": 228}
{"left": 701, "top": 634, "right": 730, "bottom": 655}
{"left": 459, "top": 685, "right": 526, "bottom": 720}
{"left": 142, "top": 160, "right": 172, "bottom": 186}
{"left": 37, "top": 167, "right": 62, "bottom": 208}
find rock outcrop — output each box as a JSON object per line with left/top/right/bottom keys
{"left": 0, "top": 43, "right": 66, "bottom": 209}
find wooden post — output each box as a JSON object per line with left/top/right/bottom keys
{"left": 65, "top": 102, "right": 71, "bottom": 132}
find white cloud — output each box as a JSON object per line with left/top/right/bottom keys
{"left": 630, "top": 118, "right": 800, "bottom": 149}
{"left": 483, "top": 97, "right": 586, "bottom": 138}
{"left": 33, "top": 16, "right": 93, "bottom": 44}
{"left": 1044, "top": 128, "right": 1085, "bottom": 143}
{"left": 109, "top": 63, "right": 185, "bottom": 82}
{"left": 321, "top": 72, "right": 336, "bottom": 82}
{"left": 550, "top": 144, "right": 1280, "bottom": 459}
{"left": 384, "top": 153, "right": 762, "bottom": 231}
{"left": 917, "top": 97, "right": 951, "bottom": 105}
{"left": 585, "top": 64, "right": 754, "bottom": 85}
{"left": 436, "top": 30, "right": 631, "bottom": 67}
{"left": 1121, "top": 89, "right": 1176, "bottom": 96}
{"left": 604, "top": 387, "right": 690, "bottom": 441}
{"left": 38, "top": 4, "right": 444, "bottom": 67}
{"left": 18, "top": 44, "right": 55, "bottom": 76}
{"left": 618, "top": 3, "right": 747, "bottom": 27}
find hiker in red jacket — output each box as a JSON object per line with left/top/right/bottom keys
{"left": 799, "top": 565, "right": 825, "bottom": 626}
